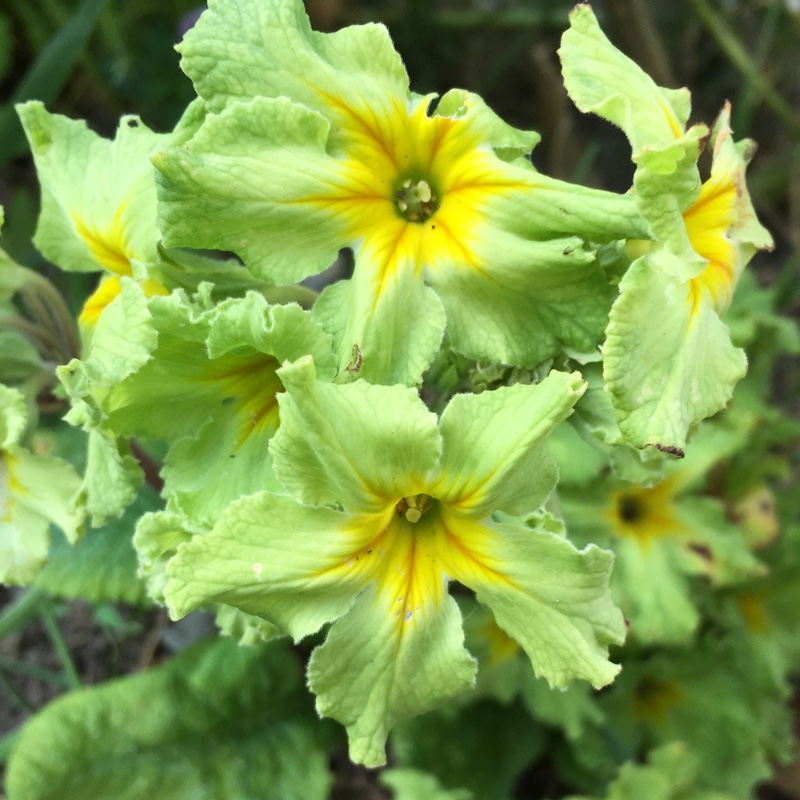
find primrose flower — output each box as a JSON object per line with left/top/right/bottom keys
{"left": 0, "top": 385, "right": 83, "bottom": 584}
{"left": 15, "top": 102, "right": 194, "bottom": 331}
{"left": 560, "top": 422, "right": 764, "bottom": 644}
{"left": 561, "top": 5, "right": 773, "bottom": 451}
{"left": 165, "top": 357, "right": 625, "bottom": 766}
{"left": 153, "top": 0, "right": 649, "bottom": 385}
{"left": 96, "top": 289, "right": 335, "bottom": 527}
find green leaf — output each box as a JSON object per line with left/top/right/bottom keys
{"left": 380, "top": 769, "right": 473, "bottom": 800}
{"left": 35, "top": 485, "right": 160, "bottom": 605}
{"left": 602, "top": 742, "right": 739, "bottom": 800}
{"left": 391, "top": 700, "right": 544, "bottom": 800}
{"left": 5, "top": 638, "right": 332, "bottom": 800}
{"left": 521, "top": 675, "right": 605, "bottom": 743}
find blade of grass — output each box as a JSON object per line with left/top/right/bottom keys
{"left": 0, "top": 586, "right": 49, "bottom": 640}
{"left": 0, "top": 670, "right": 34, "bottom": 713}
{"left": 0, "top": 0, "right": 108, "bottom": 166}
{"left": 733, "top": 0, "right": 782, "bottom": 136}
{"left": 0, "top": 656, "right": 69, "bottom": 688}
{"left": 688, "top": 0, "right": 800, "bottom": 139}
{"left": 40, "top": 605, "right": 81, "bottom": 691}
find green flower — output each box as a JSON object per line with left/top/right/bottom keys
{"left": 0, "top": 385, "right": 84, "bottom": 584}
{"left": 560, "top": 421, "right": 764, "bottom": 644}
{"left": 16, "top": 102, "right": 194, "bottom": 330}
{"left": 588, "top": 641, "right": 793, "bottom": 799}
{"left": 560, "top": 6, "right": 772, "bottom": 450}
{"left": 166, "top": 358, "right": 625, "bottom": 765}
{"left": 98, "top": 290, "right": 335, "bottom": 527}
{"left": 153, "top": 0, "right": 648, "bottom": 385}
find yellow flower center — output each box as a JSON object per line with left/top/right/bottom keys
{"left": 616, "top": 493, "right": 645, "bottom": 524}
{"left": 307, "top": 91, "right": 529, "bottom": 294}
{"left": 632, "top": 676, "right": 682, "bottom": 720}
{"left": 605, "top": 478, "right": 685, "bottom": 549}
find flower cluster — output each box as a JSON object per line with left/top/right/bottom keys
{"left": 3, "top": 0, "right": 779, "bottom": 774}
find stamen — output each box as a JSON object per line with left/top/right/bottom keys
{"left": 395, "top": 493, "right": 433, "bottom": 523}
{"left": 394, "top": 179, "right": 439, "bottom": 223}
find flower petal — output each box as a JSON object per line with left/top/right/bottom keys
{"left": 426, "top": 234, "right": 612, "bottom": 366}
{"left": 153, "top": 97, "right": 351, "bottom": 285}
{"left": 604, "top": 256, "right": 747, "bottom": 450}
{"left": 433, "top": 371, "right": 585, "bottom": 518}
{"left": 178, "top": 0, "right": 409, "bottom": 136}
{"left": 1, "top": 387, "right": 84, "bottom": 585}
{"left": 17, "top": 102, "right": 165, "bottom": 276}
{"left": 560, "top": 4, "right": 690, "bottom": 149}
{"left": 165, "top": 492, "right": 383, "bottom": 637}
{"left": 313, "top": 262, "right": 446, "bottom": 386}
{"left": 271, "top": 356, "right": 441, "bottom": 512}
{"left": 440, "top": 512, "right": 625, "bottom": 689}
{"left": 308, "top": 584, "right": 475, "bottom": 767}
